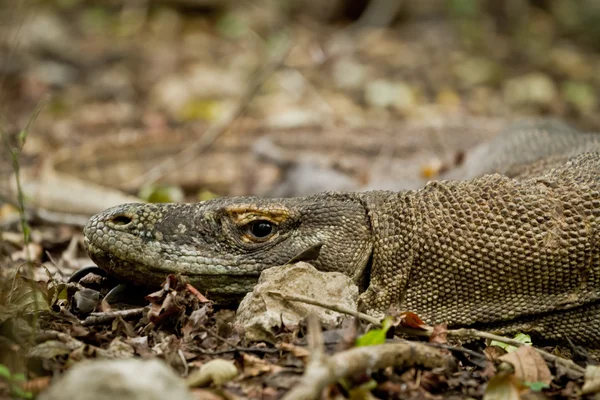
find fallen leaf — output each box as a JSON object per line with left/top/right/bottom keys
{"left": 484, "top": 372, "right": 522, "bottom": 400}
{"left": 395, "top": 311, "right": 431, "bottom": 330}
{"left": 148, "top": 292, "right": 183, "bottom": 325}
{"left": 484, "top": 345, "right": 507, "bottom": 362}
{"left": 355, "top": 317, "right": 392, "bottom": 347}
{"left": 187, "top": 359, "right": 238, "bottom": 388}
{"left": 278, "top": 342, "right": 310, "bottom": 360}
{"left": 241, "top": 353, "right": 281, "bottom": 378}
{"left": 429, "top": 323, "right": 448, "bottom": 344}
{"left": 498, "top": 346, "right": 552, "bottom": 386}
{"left": 185, "top": 284, "right": 210, "bottom": 302}
{"left": 4, "top": 276, "right": 49, "bottom": 314}
{"left": 581, "top": 364, "right": 600, "bottom": 395}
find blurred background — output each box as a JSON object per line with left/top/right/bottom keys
{"left": 2, "top": 0, "right": 600, "bottom": 220}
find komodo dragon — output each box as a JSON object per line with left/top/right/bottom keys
{"left": 83, "top": 121, "right": 600, "bottom": 347}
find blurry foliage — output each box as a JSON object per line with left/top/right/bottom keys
{"left": 0, "top": 364, "right": 33, "bottom": 399}
{"left": 139, "top": 184, "right": 185, "bottom": 203}
{"left": 215, "top": 12, "right": 248, "bottom": 39}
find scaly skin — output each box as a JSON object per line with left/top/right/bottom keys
{"left": 84, "top": 149, "right": 600, "bottom": 346}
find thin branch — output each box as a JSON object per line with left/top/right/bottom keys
{"left": 199, "top": 326, "right": 279, "bottom": 354}
{"left": 283, "top": 340, "right": 452, "bottom": 400}
{"left": 81, "top": 307, "right": 146, "bottom": 326}
{"left": 268, "top": 290, "right": 380, "bottom": 325}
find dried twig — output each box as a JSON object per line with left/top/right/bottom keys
{"left": 126, "top": 36, "right": 292, "bottom": 187}
{"left": 270, "top": 291, "right": 586, "bottom": 376}
{"left": 81, "top": 307, "right": 146, "bottom": 326}
{"left": 199, "top": 326, "right": 279, "bottom": 354}
{"left": 283, "top": 314, "right": 452, "bottom": 400}
{"left": 268, "top": 290, "right": 379, "bottom": 325}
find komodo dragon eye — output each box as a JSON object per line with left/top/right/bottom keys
{"left": 246, "top": 220, "right": 277, "bottom": 240}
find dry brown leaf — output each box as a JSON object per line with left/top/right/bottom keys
{"left": 185, "top": 283, "right": 210, "bottom": 302}
{"left": 484, "top": 346, "right": 507, "bottom": 362}
{"left": 11, "top": 243, "right": 43, "bottom": 262}
{"left": 187, "top": 359, "right": 238, "bottom": 388}
{"left": 429, "top": 323, "right": 448, "bottom": 344}
{"left": 20, "top": 376, "right": 52, "bottom": 396}
{"left": 241, "top": 353, "right": 282, "bottom": 378}
{"left": 484, "top": 372, "right": 522, "bottom": 400}
{"left": 581, "top": 365, "right": 600, "bottom": 395}
{"left": 395, "top": 311, "right": 431, "bottom": 330}
{"left": 279, "top": 342, "right": 310, "bottom": 361}
{"left": 148, "top": 292, "right": 183, "bottom": 325}
{"left": 498, "top": 346, "right": 552, "bottom": 386}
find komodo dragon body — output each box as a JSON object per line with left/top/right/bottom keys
{"left": 84, "top": 122, "right": 600, "bottom": 346}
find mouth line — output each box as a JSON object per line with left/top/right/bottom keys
{"left": 87, "top": 240, "right": 264, "bottom": 278}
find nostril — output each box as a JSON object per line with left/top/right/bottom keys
{"left": 110, "top": 214, "right": 133, "bottom": 226}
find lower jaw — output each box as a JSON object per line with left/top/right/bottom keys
{"left": 88, "top": 249, "right": 261, "bottom": 303}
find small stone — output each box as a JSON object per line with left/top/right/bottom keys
{"left": 235, "top": 262, "right": 358, "bottom": 342}
{"left": 39, "top": 358, "right": 193, "bottom": 400}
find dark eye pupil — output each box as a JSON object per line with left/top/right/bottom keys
{"left": 251, "top": 221, "right": 273, "bottom": 238}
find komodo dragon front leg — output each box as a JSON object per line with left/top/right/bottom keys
{"left": 82, "top": 124, "right": 600, "bottom": 346}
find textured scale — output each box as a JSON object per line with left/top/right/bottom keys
{"left": 361, "top": 154, "right": 600, "bottom": 334}
{"left": 84, "top": 122, "right": 600, "bottom": 347}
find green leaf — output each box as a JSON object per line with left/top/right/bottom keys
{"left": 524, "top": 381, "right": 550, "bottom": 392}
{"left": 0, "top": 364, "right": 11, "bottom": 379}
{"left": 215, "top": 13, "right": 248, "bottom": 39}
{"left": 138, "top": 185, "right": 184, "bottom": 203}
{"left": 490, "top": 333, "right": 532, "bottom": 353}
{"left": 11, "top": 373, "right": 26, "bottom": 382}
{"left": 11, "top": 386, "right": 33, "bottom": 399}
{"left": 484, "top": 373, "right": 521, "bottom": 400}
{"left": 355, "top": 317, "right": 393, "bottom": 347}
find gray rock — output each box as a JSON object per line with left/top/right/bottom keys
{"left": 235, "top": 262, "right": 358, "bottom": 342}
{"left": 39, "top": 358, "right": 193, "bottom": 400}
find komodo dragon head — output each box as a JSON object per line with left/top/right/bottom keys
{"left": 83, "top": 193, "right": 373, "bottom": 303}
